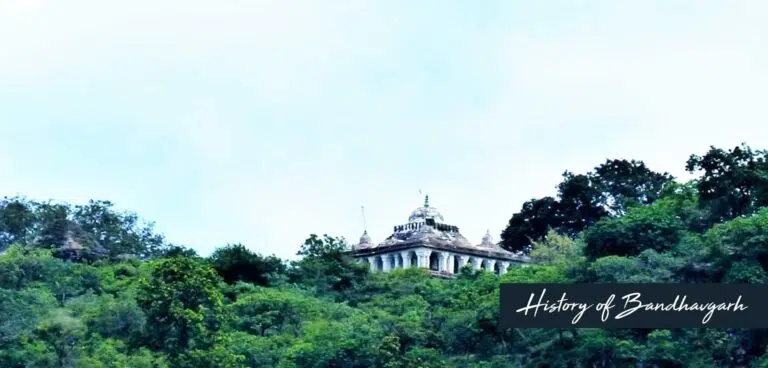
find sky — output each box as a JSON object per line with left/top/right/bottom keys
{"left": 1, "top": 0, "right": 768, "bottom": 260}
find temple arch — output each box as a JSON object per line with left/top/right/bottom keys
{"left": 453, "top": 255, "right": 460, "bottom": 273}
{"left": 429, "top": 252, "right": 440, "bottom": 271}
{"left": 386, "top": 254, "right": 397, "bottom": 271}
{"left": 466, "top": 257, "right": 476, "bottom": 271}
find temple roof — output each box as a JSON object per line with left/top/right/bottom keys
{"left": 379, "top": 221, "right": 473, "bottom": 248}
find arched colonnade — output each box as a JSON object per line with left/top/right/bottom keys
{"left": 360, "top": 249, "right": 514, "bottom": 275}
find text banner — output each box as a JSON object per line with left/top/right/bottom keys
{"left": 500, "top": 283, "right": 768, "bottom": 328}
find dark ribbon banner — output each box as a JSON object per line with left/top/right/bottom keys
{"left": 500, "top": 283, "right": 768, "bottom": 329}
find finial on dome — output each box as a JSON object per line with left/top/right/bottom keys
{"left": 407, "top": 194, "right": 444, "bottom": 223}
{"left": 361, "top": 205, "right": 368, "bottom": 232}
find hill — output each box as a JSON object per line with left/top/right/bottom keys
{"left": 1, "top": 143, "right": 767, "bottom": 367}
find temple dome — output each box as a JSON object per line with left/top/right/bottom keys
{"left": 357, "top": 230, "right": 373, "bottom": 248}
{"left": 479, "top": 230, "right": 494, "bottom": 248}
{"left": 408, "top": 195, "right": 444, "bottom": 223}
{"left": 360, "top": 231, "right": 372, "bottom": 244}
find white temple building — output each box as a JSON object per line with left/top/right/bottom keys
{"left": 348, "top": 196, "right": 529, "bottom": 276}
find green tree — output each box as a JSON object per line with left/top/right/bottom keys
{"left": 0, "top": 196, "right": 36, "bottom": 248}
{"left": 230, "top": 288, "right": 321, "bottom": 337}
{"left": 0, "top": 245, "right": 65, "bottom": 290}
{"left": 583, "top": 197, "right": 688, "bottom": 259}
{"left": 500, "top": 197, "right": 559, "bottom": 253}
{"left": 590, "top": 159, "right": 674, "bottom": 216}
{"left": 34, "top": 308, "right": 87, "bottom": 367}
{"left": 686, "top": 143, "right": 768, "bottom": 223}
{"left": 136, "top": 256, "right": 227, "bottom": 355}
{"left": 210, "top": 243, "right": 286, "bottom": 286}
{"left": 72, "top": 200, "right": 168, "bottom": 259}
{"left": 289, "top": 234, "right": 368, "bottom": 300}
{"left": 500, "top": 159, "right": 671, "bottom": 252}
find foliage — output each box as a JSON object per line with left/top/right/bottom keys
{"left": 288, "top": 234, "right": 369, "bottom": 301}
{"left": 136, "top": 256, "right": 228, "bottom": 355}
{"left": 686, "top": 143, "right": 768, "bottom": 223}
{"left": 0, "top": 197, "right": 170, "bottom": 261}
{"left": 211, "top": 243, "right": 286, "bottom": 286}
{"left": 583, "top": 197, "right": 688, "bottom": 259}
{"left": 501, "top": 159, "right": 674, "bottom": 252}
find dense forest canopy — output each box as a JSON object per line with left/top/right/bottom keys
{"left": 1, "top": 143, "right": 768, "bottom": 367}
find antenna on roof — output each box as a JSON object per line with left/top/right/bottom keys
{"left": 361, "top": 205, "right": 368, "bottom": 233}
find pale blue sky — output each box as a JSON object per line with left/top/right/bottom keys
{"left": 1, "top": 1, "right": 767, "bottom": 260}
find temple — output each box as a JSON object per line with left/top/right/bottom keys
{"left": 348, "top": 195, "right": 529, "bottom": 277}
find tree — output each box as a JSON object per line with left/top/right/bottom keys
{"left": 33, "top": 201, "right": 73, "bottom": 250}
{"left": 500, "top": 197, "right": 558, "bottom": 253}
{"left": 296, "top": 234, "right": 347, "bottom": 258}
{"left": 582, "top": 198, "right": 687, "bottom": 259}
{"left": 696, "top": 207, "right": 768, "bottom": 283}
{"left": 289, "top": 234, "right": 368, "bottom": 300}
{"left": 0, "top": 196, "right": 36, "bottom": 248}
{"left": 136, "top": 257, "right": 227, "bottom": 355}
{"left": 587, "top": 251, "right": 683, "bottom": 283}
{"left": 555, "top": 171, "right": 610, "bottom": 236}
{"left": 0, "top": 245, "right": 65, "bottom": 290}
{"left": 590, "top": 159, "right": 674, "bottom": 216}
{"left": 500, "top": 159, "right": 671, "bottom": 253}
{"left": 158, "top": 245, "right": 199, "bottom": 259}
{"left": 230, "top": 288, "right": 320, "bottom": 337}
{"left": 72, "top": 200, "right": 168, "bottom": 259}
{"left": 210, "top": 244, "right": 286, "bottom": 286}
{"left": 528, "top": 231, "right": 581, "bottom": 265}
{"left": 34, "top": 309, "right": 87, "bottom": 367}
{"left": 686, "top": 143, "right": 768, "bottom": 223}
{"left": 0, "top": 288, "right": 57, "bottom": 348}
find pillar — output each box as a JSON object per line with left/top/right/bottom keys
{"left": 489, "top": 259, "right": 498, "bottom": 273}
{"left": 416, "top": 250, "right": 429, "bottom": 268}
{"left": 440, "top": 252, "right": 453, "bottom": 272}
{"left": 401, "top": 251, "right": 411, "bottom": 268}
{"left": 368, "top": 257, "right": 376, "bottom": 272}
{"left": 382, "top": 255, "right": 392, "bottom": 272}
{"left": 471, "top": 258, "right": 481, "bottom": 271}
{"left": 500, "top": 261, "right": 510, "bottom": 275}
{"left": 456, "top": 255, "right": 469, "bottom": 271}
{"left": 439, "top": 252, "right": 449, "bottom": 272}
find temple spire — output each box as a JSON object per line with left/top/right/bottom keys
{"left": 480, "top": 229, "right": 493, "bottom": 247}
{"left": 424, "top": 195, "right": 430, "bottom": 207}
